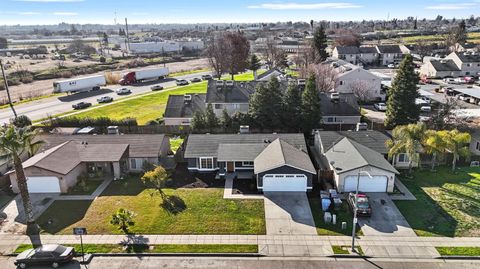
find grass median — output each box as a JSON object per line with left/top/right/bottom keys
{"left": 436, "top": 247, "right": 480, "bottom": 256}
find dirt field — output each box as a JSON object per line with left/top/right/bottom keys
{"left": 0, "top": 58, "right": 209, "bottom": 103}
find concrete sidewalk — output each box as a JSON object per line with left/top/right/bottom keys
{"left": 2, "top": 234, "right": 480, "bottom": 258}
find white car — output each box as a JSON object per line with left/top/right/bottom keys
{"left": 116, "top": 88, "right": 131, "bottom": 95}
{"left": 374, "top": 103, "right": 387, "bottom": 111}
{"left": 443, "top": 78, "right": 455, "bottom": 84}
{"left": 415, "top": 98, "right": 429, "bottom": 105}
{"left": 456, "top": 94, "right": 470, "bottom": 102}
{"left": 387, "top": 64, "right": 395, "bottom": 68}
{"left": 420, "top": 105, "right": 432, "bottom": 112}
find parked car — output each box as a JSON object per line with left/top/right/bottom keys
{"left": 387, "top": 63, "right": 395, "bottom": 68}
{"left": 72, "top": 102, "right": 91, "bottom": 110}
{"left": 420, "top": 105, "right": 432, "bottom": 112}
{"left": 97, "top": 96, "right": 113, "bottom": 103}
{"left": 456, "top": 94, "right": 471, "bottom": 102}
{"left": 176, "top": 79, "right": 189, "bottom": 86}
{"left": 116, "top": 88, "right": 131, "bottom": 95}
{"left": 415, "top": 98, "right": 429, "bottom": 105}
{"left": 438, "top": 86, "right": 453, "bottom": 93}
{"left": 150, "top": 85, "right": 164, "bottom": 91}
{"left": 14, "top": 244, "right": 75, "bottom": 269}
{"left": 443, "top": 78, "right": 456, "bottom": 84}
{"left": 201, "top": 74, "right": 213, "bottom": 80}
{"left": 190, "top": 77, "right": 202, "bottom": 83}
{"left": 373, "top": 102, "right": 387, "bottom": 111}
{"left": 347, "top": 193, "right": 372, "bottom": 217}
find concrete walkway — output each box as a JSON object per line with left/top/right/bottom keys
{"left": 2, "top": 234, "right": 480, "bottom": 258}
{"left": 390, "top": 179, "right": 416, "bottom": 201}
{"left": 55, "top": 178, "right": 112, "bottom": 201}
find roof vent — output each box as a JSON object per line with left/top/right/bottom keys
{"left": 330, "top": 92, "right": 340, "bottom": 102}
{"left": 184, "top": 94, "right": 192, "bottom": 104}
{"left": 263, "top": 139, "right": 271, "bottom": 144}
{"left": 440, "top": 60, "right": 447, "bottom": 64}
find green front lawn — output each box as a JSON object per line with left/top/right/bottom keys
{"left": 436, "top": 247, "right": 480, "bottom": 256}
{"left": 14, "top": 244, "right": 257, "bottom": 254}
{"left": 37, "top": 176, "right": 265, "bottom": 235}
{"left": 169, "top": 137, "right": 184, "bottom": 153}
{"left": 63, "top": 179, "right": 104, "bottom": 196}
{"left": 222, "top": 70, "right": 266, "bottom": 81}
{"left": 309, "top": 198, "right": 362, "bottom": 236}
{"left": 395, "top": 166, "right": 480, "bottom": 237}
{"left": 70, "top": 82, "right": 207, "bottom": 125}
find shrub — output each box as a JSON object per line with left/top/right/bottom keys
{"left": 45, "top": 116, "right": 138, "bottom": 128}
{"left": 10, "top": 115, "right": 32, "bottom": 127}
{"left": 99, "top": 56, "right": 106, "bottom": 63}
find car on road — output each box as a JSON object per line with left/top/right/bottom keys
{"left": 72, "top": 102, "right": 92, "bottom": 110}
{"left": 14, "top": 244, "right": 75, "bottom": 269}
{"left": 97, "top": 96, "right": 113, "bottom": 103}
{"left": 387, "top": 63, "right": 395, "bottom": 69}
{"left": 176, "top": 79, "right": 189, "bottom": 86}
{"left": 373, "top": 102, "right": 387, "bottom": 111}
{"left": 116, "top": 88, "right": 132, "bottom": 95}
{"left": 150, "top": 85, "right": 164, "bottom": 91}
{"left": 190, "top": 77, "right": 202, "bottom": 83}
{"left": 201, "top": 74, "right": 213, "bottom": 80}
{"left": 347, "top": 193, "right": 372, "bottom": 217}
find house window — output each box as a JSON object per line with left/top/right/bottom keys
{"left": 130, "top": 159, "right": 136, "bottom": 169}
{"left": 339, "top": 81, "right": 344, "bottom": 85}
{"left": 476, "top": 142, "right": 480, "bottom": 151}
{"left": 199, "top": 157, "right": 214, "bottom": 169}
{"left": 398, "top": 153, "right": 409, "bottom": 163}
{"left": 327, "top": 117, "right": 335, "bottom": 123}
{"left": 242, "top": 161, "right": 254, "bottom": 167}
{"left": 214, "top": 104, "right": 223, "bottom": 109}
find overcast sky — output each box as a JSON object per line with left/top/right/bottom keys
{"left": 0, "top": 0, "right": 479, "bottom": 25}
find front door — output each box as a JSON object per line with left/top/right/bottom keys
{"left": 227, "top": 162, "right": 234, "bottom": 172}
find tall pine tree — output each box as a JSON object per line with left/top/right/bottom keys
{"left": 282, "top": 83, "right": 303, "bottom": 132}
{"left": 302, "top": 75, "right": 322, "bottom": 132}
{"left": 384, "top": 54, "right": 420, "bottom": 129}
{"left": 312, "top": 25, "right": 328, "bottom": 62}
{"left": 249, "top": 54, "right": 261, "bottom": 80}
{"left": 249, "top": 77, "right": 283, "bottom": 130}
{"left": 204, "top": 103, "right": 219, "bottom": 131}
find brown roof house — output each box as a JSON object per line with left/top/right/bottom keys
{"left": 9, "top": 134, "right": 170, "bottom": 194}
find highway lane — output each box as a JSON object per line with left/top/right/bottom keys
{"left": 0, "top": 71, "right": 211, "bottom": 124}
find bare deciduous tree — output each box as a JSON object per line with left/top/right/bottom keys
{"left": 206, "top": 32, "right": 250, "bottom": 79}
{"left": 205, "top": 35, "right": 228, "bottom": 78}
{"left": 349, "top": 80, "right": 375, "bottom": 103}
{"left": 333, "top": 29, "right": 361, "bottom": 47}
{"left": 307, "top": 64, "right": 338, "bottom": 92}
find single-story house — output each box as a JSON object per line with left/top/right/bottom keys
{"left": 324, "top": 137, "right": 399, "bottom": 193}
{"left": 9, "top": 134, "right": 170, "bottom": 193}
{"left": 183, "top": 133, "right": 316, "bottom": 192}
{"left": 319, "top": 93, "right": 362, "bottom": 127}
{"left": 163, "top": 93, "right": 206, "bottom": 126}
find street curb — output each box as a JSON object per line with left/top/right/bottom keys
{"left": 330, "top": 254, "right": 371, "bottom": 259}
{"left": 5, "top": 252, "right": 263, "bottom": 258}
{"left": 438, "top": 256, "right": 480, "bottom": 260}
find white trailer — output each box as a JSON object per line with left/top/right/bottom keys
{"left": 120, "top": 67, "right": 169, "bottom": 85}
{"left": 53, "top": 75, "right": 106, "bottom": 93}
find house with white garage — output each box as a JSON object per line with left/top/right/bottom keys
{"left": 8, "top": 134, "right": 170, "bottom": 193}
{"left": 324, "top": 137, "right": 398, "bottom": 193}
{"left": 183, "top": 133, "right": 316, "bottom": 192}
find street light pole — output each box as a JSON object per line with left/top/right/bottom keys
{"left": 351, "top": 170, "right": 372, "bottom": 252}
{"left": 0, "top": 58, "right": 17, "bottom": 119}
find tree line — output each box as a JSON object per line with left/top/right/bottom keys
{"left": 191, "top": 76, "right": 322, "bottom": 133}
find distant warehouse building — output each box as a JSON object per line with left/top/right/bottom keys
{"left": 120, "top": 40, "right": 204, "bottom": 54}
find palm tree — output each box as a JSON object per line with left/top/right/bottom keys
{"left": 423, "top": 130, "right": 447, "bottom": 171}
{"left": 110, "top": 208, "right": 136, "bottom": 233}
{"left": 0, "top": 126, "right": 44, "bottom": 234}
{"left": 441, "top": 129, "right": 471, "bottom": 172}
{"left": 386, "top": 123, "right": 426, "bottom": 173}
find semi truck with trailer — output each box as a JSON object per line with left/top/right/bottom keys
{"left": 53, "top": 75, "right": 106, "bottom": 93}
{"left": 119, "top": 67, "right": 169, "bottom": 85}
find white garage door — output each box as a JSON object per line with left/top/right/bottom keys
{"left": 27, "top": 177, "right": 61, "bottom": 193}
{"left": 344, "top": 175, "right": 388, "bottom": 192}
{"left": 263, "top": 174, "right": 307, "bottom": 192}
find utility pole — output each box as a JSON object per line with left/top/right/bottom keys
{"left": 0, "top": 58, "right": 17, "bottom": 119}
{"left": 125, "top": 18, "right": 130, "bottom": 54}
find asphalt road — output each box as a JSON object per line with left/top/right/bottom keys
{"left": 1, "top": 256, "right": 480, "bottom": 269}
{"left": 0, "top": 71, "right": 211, "bottom": 124}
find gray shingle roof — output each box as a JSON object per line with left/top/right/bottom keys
{"left": 23, "top": 141, "right": 128, "bottom": 175}
{"left": 335, "top": 46, "right": 360, "bottom": 54}
{"left": 316, "top": 130, "right": 390, "bottom": 154}
{"left": 376, "top": 45, "right": 402, "bottom": 54}
{"left": 456, "top": 52, "right": 480, "bottom": 63}
{"left": 256, "top": 69, "right": 286, "bottom": 81}
{"left": 205, "top": 80, "right": 258, "bottom": 103}
{"left": 359, "top": 47, "right": 378, "bottom": 54}
{"left": 38, "top": 134, "right": 167, "bottom": 158}
{"left": 430, "top": 59, "right": 461, "bottom": 72}
{"left": 325, "top": 137, "right": 398, "bottom": 175}
{"left": 254, "top": 139, "right": 316, "bottom": 174}
{"left": 184, "top": 133, "right": 307, "bottom": 158}
{"left": 164, "top": 93, "right": 206, "bottom": 118}
{"left": 217, "top": 144, "right": 267, "bottom": 161}
{"left": 320, "top": 93, "right": 360, "bottom": 117}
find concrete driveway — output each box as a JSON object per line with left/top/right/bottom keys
{"left": 263, "top": 192, "right": 317, "bottom": 235}
{"left": 357, "top": 193, "right": 416, "bottom": 237}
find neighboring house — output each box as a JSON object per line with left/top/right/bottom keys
{"left": 319, "top": 93, "right": 362, "bottom": 127}
{"left": 451, "top": 43, "right": 479, "bottom": 53}
{"left": 331, "top": 46, "right": 360, "bottom": 64}
{"left": 163, "top": 93, "right": 206, "bottom": 126}
{"left": 376, "top": 45, "right": 405, "bottom": 66}
{"left": 358, "top": 47, "right": 379, "bottom": 65}
{"left": 330, "top": 59, "right": 385, "bottom": 101}
{"left": 446, "top": 52, "right": 480, "bottom": 77}
{"left": 470, "top": 129, "right": 480, "bottom": 156}
{"left": 324, "top": 137, "right": 398, "bottom": 192}
{"left": 420, "top": 58, "right": 462, "bottom": 78}
{"left": 256, "top": 68, "right": 287, "bottom": 81}
{"left": 8, "top": 134, "right": 170, "bottom": 194}
{"left": 183, "top": 133, "right": 316, "bottom": 192}
{"left": 206, "top": 80, "right": 257, "bottom": 117}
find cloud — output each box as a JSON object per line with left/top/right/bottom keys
{"left": 247, "top": 2, "right": 362, "bottom": 10}
{"left": 16, "top": 0, "right": 84, "bottom": 2}
{"left": 53, "top": 12, "right": 78, "bottom": 16}
{"left": 425, "top": 3, "right": 478, "bottom": 10}
{"left": 18, "top": 12, "right": 41, "bottom": 15}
